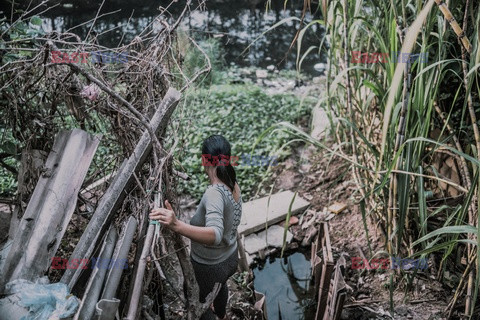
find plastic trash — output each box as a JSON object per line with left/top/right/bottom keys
{"left": 4, "top": 276, "right": 79, "bottom": 320}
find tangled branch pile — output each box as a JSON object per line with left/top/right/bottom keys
{"left": 0, "top": 1, "right": 223, "bottom": 319}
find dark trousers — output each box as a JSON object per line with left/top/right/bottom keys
{"left": 190, "top": 248, "right": 239, "bottom": 319}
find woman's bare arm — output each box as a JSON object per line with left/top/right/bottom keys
{"left": 149, "top": 200, "right": 217, "bottom": 245}
{"left": 172, "top": 220, "right": 217, "bottom": 245}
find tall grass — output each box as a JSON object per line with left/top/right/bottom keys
{"left": 267, "top": 0, "right": 480, "bottom": 317}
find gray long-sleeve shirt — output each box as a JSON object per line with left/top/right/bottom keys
{"left": 189, "top": 183, "right": 242, "bottom": 264}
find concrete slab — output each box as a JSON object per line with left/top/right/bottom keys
{"left": 244, "top": 225, "right": 294, "bottom": 254}
{"left": 238, "top": 191, "right": 310, "bottom": 236}
{"left": 261, "top": 225, "right": 293, "bottom": 248}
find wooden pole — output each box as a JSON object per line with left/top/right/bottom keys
{"left": 237, "top": 232, "right": 249, "bottom": 272}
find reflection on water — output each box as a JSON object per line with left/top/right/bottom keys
{"left": 253, "top": 251, "right": 316, "bottom": 319}
{"left": 38, "top": 0, "right": 326, "bottom": 74}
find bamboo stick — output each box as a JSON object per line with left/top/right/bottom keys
{"left": 101, "top": 216, "right": 138, "bottom": 301}
{"left": 394, "top": 63, "right": 412, "bottom": 253}
{"left": 74, "top": 227, "right": 118, "bottom": 320}
{"left": 125, "top": 223, "right": 155, "bottom": 320}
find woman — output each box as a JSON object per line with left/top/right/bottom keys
{"left": 150, "top": 135, "right": 242, "bottom": 320}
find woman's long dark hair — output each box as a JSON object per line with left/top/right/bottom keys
{"left": 202, "top": 135, "right": 237, "bottom": 191}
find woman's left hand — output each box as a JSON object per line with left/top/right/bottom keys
{"left": 149, "top": 200, "right": 177, "bottom": 230}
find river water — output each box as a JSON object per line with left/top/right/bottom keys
{"left": 38, "top": 0, "right": 326, "bottom": 74}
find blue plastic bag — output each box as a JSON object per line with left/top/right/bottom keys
{"left": 5, "top": 277, "right": 79, "bottom": 320}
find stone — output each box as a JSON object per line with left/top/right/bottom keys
{"left": 302, "top": 193, "right": 313, "bottom": 201}
{"left": 255, "top": 69, "right": 268, "bottom": 78}
{"left": 312, "top": 76, "right": 324, "bottom": 84}
{"left": 266, "top": 65, "right": 275, "bottom": 71}
{"left": 244, "top": 233, "right": 267, "bottom": 254}
{"left": 261, "top": 225, "right": 293, "bottom": 248}
{"left": 263, "top": 79, "right": 273, "bottom": 87}
{"left": 279, "top": 216, "right": 299, "bottom": 228}
{"left": 285, "top": 80, "right": 296, "bottom": 90}
{"left": 287, "top": 216, "right": 299, "bottom": 226}
{"left": 314, "top": 63, "right": 327, "bottom": 72}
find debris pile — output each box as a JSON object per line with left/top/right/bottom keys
{"left": 0, "top": 2, "right": 224, "bottom": 319}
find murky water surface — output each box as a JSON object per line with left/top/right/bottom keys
{"left": 253, "top": 251, "right": 316, "bottom": 319}
{"left": 39, "top": 0, "right": 326, "bottom": 74}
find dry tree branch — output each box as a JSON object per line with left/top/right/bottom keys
{"left": 1, "top": 0, "right": 59, "bottom": 37}
{"left": 65, "top": 10, "right": 123, "bottom": 34}
{"left": 170, "top": 0, "right": 193, "bottom": 33}
{"left": 84, "top": 0, "right": 107, "bottom": 41}
{"left": 180, "top": 36, "right": 212, "bottom": 92}
{"left": 45, "top": 54, "right": 165, "bottom": 164}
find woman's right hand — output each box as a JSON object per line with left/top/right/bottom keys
{"left": 149, "top": 200, "right": 178, "bottom": 230}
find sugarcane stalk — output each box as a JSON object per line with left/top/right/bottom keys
{"left": 390, "top": 61, "right": 411, "bottom": 255}
{"left": 434, "top": 0, "right": 472, "bottom": 53}
{"left": 457, "top": 0, "right": 478, "bottom": 314}
{"left": 446, "top": 251, "right": 476, "bottom": 318}
{"left": 342, "top": 0, "right": 364, "bottom": 200}
{"left": 433, "top": 102, "right": 474, "bottom": 219}
{"left": 386, "top": 9, "right": 404, "bottom": 254}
